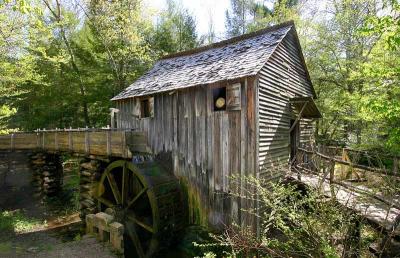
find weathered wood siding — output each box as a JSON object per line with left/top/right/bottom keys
{"left": 299, "top": 118, "right": 315, "bottom": 148}
{"left": 115, "top": 98, "right": 140, "bottom": 129}
{"left": 257, "top": 29, "right": 315, "bottom": 179}
{"left": 115, "top": 77, "right": 258, "bottom": 229}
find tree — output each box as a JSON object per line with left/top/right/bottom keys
{"left": 0, "top": 1, "right": 34, "bottom": 131}
{"left": 42, "top": 0, "right": 91, "bottom": 126}
{"left": 84, "top": 0, "right": 154, "bottom": 95}
{"left": 153, "top": 0, "right": 199, "bottom": 55}
{"left": 204, "top": 9, "right": 216, "bottom": 44}
{"left": 306, "top": 0, "right": 389, "bottom": 145}
{"left": 225, "top": 0, "right": 253, "bottom": 37}
{"left": 225, "top": 0, "right": 300, "bottom": 37}
{"left": 0, "top": 0, "right": 156, "bottom": 130}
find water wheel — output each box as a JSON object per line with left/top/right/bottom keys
{"left": 94, "top": 159, "right": 183, "bottom": 257}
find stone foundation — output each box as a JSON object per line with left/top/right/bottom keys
{"left": 29, "top": 152, "right": 63, "bottom": 198}
{"left": 79, "top": 157, "right": 106, "bottom": 221}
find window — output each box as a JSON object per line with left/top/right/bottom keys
{"left": 212, "top": 83, "right": 241, "bottom": 112}
{"left": 226, "top": 83, "right": 241, "bottom": 110}
{"left": 213, "top": 87, "right": 226, "bottom": 111}
{"left": 140, "top": 97, "right": 154, "bottom": 118}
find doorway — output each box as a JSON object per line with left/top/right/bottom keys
{"left": 290, "top": 119, "right": 300, "bottom": 163}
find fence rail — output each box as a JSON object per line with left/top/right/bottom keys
{"left": 294, "top": 146, "right": 400, "bottom": 236}
{"left": 297, "top": 147, "right": 400, "bottom": 178}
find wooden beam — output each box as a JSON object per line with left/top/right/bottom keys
{"left": 298, "top": 148, "right": 400, "bottom": 178}
{"left": 289, "top": 101, "right": 308, "bottom": 133}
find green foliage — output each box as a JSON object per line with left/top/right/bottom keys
{"left": 0, "top": 0, "right": 200, "bottom": 131}
{"left": 225, "top": 0, "right": 252, "bottom": 37}
{"left": 0, "top": 210, "right": 44, "bottom": 233}
{"left": 45, "top": 157, "right": 81, "bottom": 214}
{"left": 153, "top": 0, "right": 199, "bottom": 55}
{"left": 296, "top": 0, "right": 400, "bottom": 154}
{"left": 199, "top": 177, "right": 374, "bottom": 257}
{"left": 225, "top": 0, "right": 300, "bottom": 37}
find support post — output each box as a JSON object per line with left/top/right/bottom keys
{"left": 79, "top": 157, "right": 107, "bottom": 221}
{"left": 393, "top": 157, "right": 398, "bottom": 175}
{"left": 329, "top": 160, "right": 336, "bottom": 200}
{"left": 29, "top": 152, "right": 63, "bottom": 198}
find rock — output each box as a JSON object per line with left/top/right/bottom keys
{"left": 27, "top": 247, "right": 39, "bottom": 253}
{"left": 81, "top": 162, "right": 97, "bottom": 170}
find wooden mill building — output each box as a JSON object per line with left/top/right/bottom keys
{"left": 111, "top": 21, "right": 321, "bottom": 229}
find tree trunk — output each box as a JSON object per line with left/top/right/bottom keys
{"left": 43, "top": 0, "right": 91, "bottom": 127}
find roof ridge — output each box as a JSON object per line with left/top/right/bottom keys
{"left": 111, "top": 20, "right": 296, "bottom": 100}
{"left": 160, "top": 20, "right": 295, "bottom": 60}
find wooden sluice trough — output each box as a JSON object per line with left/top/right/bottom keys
{"left": 0, "top": 129, "right": 151, "bottom": 157}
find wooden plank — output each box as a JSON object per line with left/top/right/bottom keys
{"left": 14, "top": 133, "right": 37, "bottom": 149}
{"left": 68, "top": 131, "right": 73, "bottom": 151}
{"left": 110, "top": 131, "right": 124, "bottom": 157}
{"left": 71, "top": 132, "right": 86, "bottom": 153}
{"left": 230, "top": 111, "right": 240, "bottom": 224}
{"left": 240, "top": 79, "right": 248, "bottom": 227}
{"left": 221, "top": 113, "right": 229, "bottom": 192}
{"left": 0, "top": 135, "right": 10, "bottom": 149}
{"left": 57, "top": 132, "right": 69, "bottom": 151}
{"left": 172, "top": 91, "right": 179, "bottom": 175}
{"left": 106, "top": 130, "right": 111, "bottom": 156}
{"left": 206, "top": 84, "right": 215, "bottom": 225}
{"left": 87, "top": 132, "right": 107, "bottom": 156}
{"left": 43, "top": 132, "right": 56, "bottom": 150}
{"left": 213, "top": 111, "right": 222, "bottom": 192}
{"left": 246, "top": 76, "right": 256, "bottom": 229}
{"left": 85, "top": 130, "right": 90, "bottom": 154}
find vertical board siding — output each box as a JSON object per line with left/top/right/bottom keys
{"left": 115, "top": 79, "right": 257, "bottom": 229}
{"left": 257, "top": 29, "right": 315, "bottom": 179}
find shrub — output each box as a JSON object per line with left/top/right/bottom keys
{"left": 198, "top": 176, "right": 371, "bottom": 257}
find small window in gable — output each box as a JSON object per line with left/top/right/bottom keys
{"left": 140, "top": 97, "right": 154, "bottom": 118}
{"left": 213, "top": 87, "right": 226, "bottom": 111}
{"left": 212, "top": 83, "right": 241, "bottom": 112}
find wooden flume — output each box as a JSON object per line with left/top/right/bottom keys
{"left": 0, "top": 129, "right": 182, "bottom": 257}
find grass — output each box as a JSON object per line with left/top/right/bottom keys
{"left": 0, "top": 210, "right": 45, "bottom": 234}
{"left": 45, "top": 157, "right": 81, "bottom": 215}
{"left": 0, "top": 242, "right": 12, "bottom": 253}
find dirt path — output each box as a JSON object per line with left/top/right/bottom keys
{"left": 0, "top": 152, "right": 117, "bottom": 258}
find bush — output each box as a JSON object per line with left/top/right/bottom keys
{"left": 198, "top": 176, "right": 373, "bottom": 258}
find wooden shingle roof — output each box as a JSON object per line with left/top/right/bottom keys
{"left": 112, "top": 21, "right": 294, "bottom": 100}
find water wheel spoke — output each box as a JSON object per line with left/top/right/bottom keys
{"left": 122, "top": 163, "right": 129, "bottom": 204}
{"left": 126, "top": 222, "right": 146, "bottom": 258}
{"left": 96, "top": 160, "right": 180, "bottom": 257}
{"left": 126, "top": 187, "right": 148, "bottom": 209}
{"left": 107, "top": 172, "right": 122, "bottom": 204}
{"left": 96, "top": 196, "right": 114, "bottom": 207}
{"left": 126, "top": 213, "right": 154, "bottom": 233}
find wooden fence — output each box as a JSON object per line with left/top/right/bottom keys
{"left": 296, "top": 147, "right": 400, "bottom": 180}
{"left": 294, "top": 146, "right": 400, "bottom": 203}
{"left": 294, "top": 146, "right": 400, "bottom": 241}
